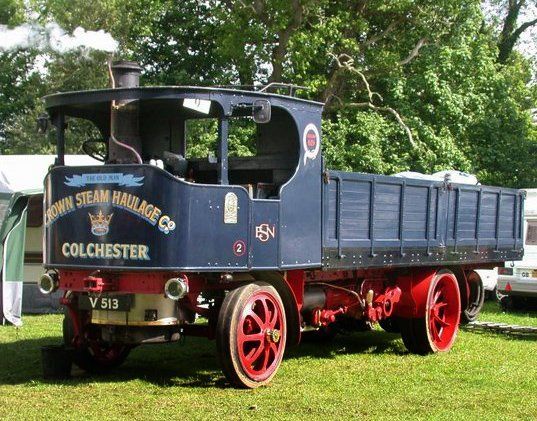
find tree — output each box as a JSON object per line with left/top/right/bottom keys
{"left": 492, "top": 0, "right": 537, "bottom": 63}
{"left": 1, "top": 0, "right": 535, "bottom": 189}
{"left": 0, "top": 0, "right": 39, "bottom": 144}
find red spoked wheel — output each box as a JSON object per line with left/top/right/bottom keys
{"left": 400, "top": 269, "right": 461, "bottom": 354}
{"left": 217, "top": 283, "right": 287, "bottom": 388}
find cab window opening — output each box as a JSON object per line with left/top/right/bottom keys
{"left": 55, "top": 97, "right": 300, "bottom": 198}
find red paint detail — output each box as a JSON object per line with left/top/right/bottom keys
{"left": 366, "top": 286, "right": 402, "bottom": 321}
{"left": 61, "top": 292, "right": 83, "bottom": 346}
{"left": 83, "top": 275, "right": 118, "bottom": 293}
{"left": 58, "top": 270, "right": 175, "bottom": 294}
{"left": 306, "top": 130, "right": 317, "bottom": 149}
{"left": 285, "top": 270, "right": 305, "bottom": 310}
{"left": 394, "top": 269, "right": 437, "bottom": 318}
{"left": 426, "top": 272, "right": 461, "bottom": 351}
{"left": 233, "top": 240, "right": 246, "bottom": 256}
{"left": 236, "top": 290, "right": 286, "bottom": 382}
{"left": 305, "top": 270, "right": 356, "bottom": 282}
{"left": 87, "top": 341, "right": 129, "bottom": 365}
{"left": 323, "top": 286, "right": 360, "bottom": 315}
{"left": 317, "top": 308, "right": 346, "bottom": 326}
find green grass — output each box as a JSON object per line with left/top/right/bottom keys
{"left": 1, "top": 301, "right": 536, "bottom": 420}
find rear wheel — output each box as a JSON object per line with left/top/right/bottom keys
{"left": 400, "top": 270, "right": 461, "bottom": 354}
{"left": 460, "top": 271, "right": 485, "bottom": 324}
{"left": 63, "top": 310, "right": 131, "bottom": 373}
{"left": 216, "top": 283, "right": 286, "bottom": 388}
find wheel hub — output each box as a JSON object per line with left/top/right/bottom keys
{"left": 265, "top": 328, "right": 281, "bottom": 343}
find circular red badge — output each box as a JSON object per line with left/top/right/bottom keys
{"left": 233, "top": 240, "right": 246, "bottom": 257}
{"left": 306, "top": 129, "right": 317, "bottom": 150}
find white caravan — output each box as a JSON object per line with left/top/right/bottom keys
{"left": 497, "top": 188, "right": 537, "bottom": 305}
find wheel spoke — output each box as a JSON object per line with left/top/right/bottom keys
{"left": 239, "top": 332, "right": 264, "bottom": 345}
{"left": 260, "top": 297, "right": 270, "bottom": 326}
{"left": 268, "top": 306, "right": 279, "bottom": 328}
{"left": 430, "top": 318, "right": 441, "bottom": 342}
{"left": 261, "top": 346, "right": 271, "bottom": 372}
{"left": 247, "top": 310, "right": 264, "bottom": 330}
{"left": 434, "top": 302, "right": 448, "bottom": 310}
{"left": 433, "top": 288, "right": 442, "bottom": 304}
{"left": 433, "top": 313, "right": 450, "bottom": 328}
{"left": 245, "top": 343, "right": 264, "bottom": 365}
{"left": 269, "top": 341, "right": 279, "bottom": 356}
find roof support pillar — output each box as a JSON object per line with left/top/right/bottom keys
{"left": 218, "top": 117, "right": 229, "bottom": 185}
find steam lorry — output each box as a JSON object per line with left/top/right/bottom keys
{"left": 38, "top": 61, "right": 524, "bottom": 388}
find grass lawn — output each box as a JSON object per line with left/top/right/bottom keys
{"left": 1, "top": 301, "right": 536, "bottom": 420}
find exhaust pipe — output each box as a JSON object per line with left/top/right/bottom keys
{"left": 38, "top": 272, "right": 59, "bottom": 295}
{"left": 108, "top": 60, "right": 143, "bottom": 164}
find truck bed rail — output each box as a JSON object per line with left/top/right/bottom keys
{"left": 322, "top": 171, "right": 524, "bottom": 269}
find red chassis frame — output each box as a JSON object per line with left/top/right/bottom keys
{"left": 58, "top": 263, "right": 491, "bottom": 343}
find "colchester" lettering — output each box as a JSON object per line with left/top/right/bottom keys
{"left": 61, "top": 242, "right": 150, "bottom": 260}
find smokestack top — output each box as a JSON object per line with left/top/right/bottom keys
{"left": 111, "top": 60, "right": 142, "bottom": 88}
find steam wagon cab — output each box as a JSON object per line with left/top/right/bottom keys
{"left": 40, "top": 62, "right": 524, "bottom": 388}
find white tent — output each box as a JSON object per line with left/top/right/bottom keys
{"left": 0, "top": 155, "right": 100, "bottom": 325}
{"left": 0, "top": 155, "right": 100, "bottom": 194}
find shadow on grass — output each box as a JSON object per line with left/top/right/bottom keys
{"left": 481, "top": 299, "right": 537, "bottom": 317}
{"left": 0, "top": 328, "right": 404, "bottom": 388}
{"left": 461, "top": 327, "right": 537, "bottom": 341}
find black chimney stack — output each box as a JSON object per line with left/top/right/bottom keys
{"left": 111, "top": 60, "right": 142, "bottom": 88}
{"left": 109, "top": 61, "right": 143, "bottom": 163}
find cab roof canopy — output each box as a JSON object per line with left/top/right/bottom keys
{"left": 44, "top": 86, "right": 324, "bottom": 123}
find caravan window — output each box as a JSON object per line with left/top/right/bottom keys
{"left": 525, "top": 220, "right": 537, "bottom": 246}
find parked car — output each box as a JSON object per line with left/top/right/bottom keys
{"left": 497, "top": 189, "right": 537, "bottom": 309}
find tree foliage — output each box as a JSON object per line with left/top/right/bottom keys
{"left": 0, "top": 0, "right": 535, "bottom": 188}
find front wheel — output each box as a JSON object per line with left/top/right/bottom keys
{"left": 400, "top": 270, "right": 461, "bottom": 354}
{"left": 216, "top": 283, "right": 287, "bottom": 388}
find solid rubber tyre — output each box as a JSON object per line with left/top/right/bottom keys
{"left": 400, "top": 269, "right": 461, "bottom": 355}
{"left": 460, "top": 271, "right": 485, "bottom": 324}
{"left": 63, "top": 310, "right": 131, "bottom": 373}
{"left": 216, "top": 283, "right": 287, "bottom": 388}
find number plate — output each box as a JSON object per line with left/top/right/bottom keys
{"left": 78, "top": 295, "right": 132, "bottom": 311}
